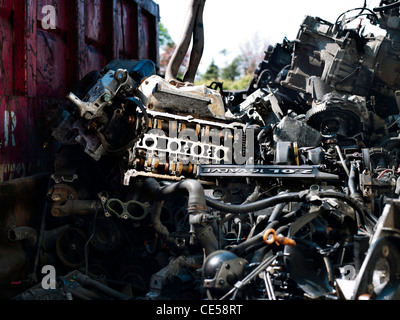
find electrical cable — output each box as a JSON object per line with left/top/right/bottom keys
{"left": 335, "top": 7, "right": 379, "bottom": 25}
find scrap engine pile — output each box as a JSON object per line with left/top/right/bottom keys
{"left": 13, "top": 0, "right": 400, "bottom": 300}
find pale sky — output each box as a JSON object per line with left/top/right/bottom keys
{"left": 154, "top": 0, "right": 386, "bottom": 74}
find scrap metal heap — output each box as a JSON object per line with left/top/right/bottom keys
{"left": 13, "top": 0, "right": 400, "bottom": 300}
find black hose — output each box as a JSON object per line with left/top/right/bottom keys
{"left": 144, "top": 178, "right": 206, "bottom": 207}
{"left": 209, "top": 190, "right": 373, "bottom": 218}
{"left": 206, "top": 190, "right": 378, "bottom": 228}
{"left": 359, "top": 0, "right": 367, "bottom": 14}
{"left": 231, "top": 211, "right": 297, "bottom": 256}
{"left": 74, "top": 272, "right": 131, "bottom": 300}
{"left": 206, "top": 192, "right": 301, "bottom": 214}
{"left": 268, "top": 202, "right": 287, "bottom": 222}
{"left": 335, "top": 7, "right": 379, "bottom": 25}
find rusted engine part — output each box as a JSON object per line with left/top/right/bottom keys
{"left": 234, "top": 88, "right": 285, "bottom": 126}
{"left": 53, "top": 72, "right": 228, "bottom": 165}
{"left": 305, "top": 76, "right": 370, "bottom": 138}
{"left": 67, "top": 68, "right": 136, "bottom": 120}
{"left": 40, "top": 207, "right": 152, "bottom": 275}
{"left": 281, "top": 14, "right": 400, "bottom": 118}
{"left": 53, "top": 96, "right": 149, "bottom": 162}
{"left": 67, "top": 59, "right": 156, "bottom": 121}
{"left": 124, "top": 109, "right": 254, "bottom": 183}
{"left": 47, "top": 183, "right": 103, "bottom": 217}
{"left": 165, "top": 0, "right": 206, "bottom": 83}
{"left": 139, "top": 75, "right": 225, "bottom": 119}
{"left": 47, "top": 183, "right": 149, "bottom": 220}
{"left": 0, "top": 173, "right": 50, "bottom": 299}
{"left": 53, "top": 60, "right": 155, "bottom": 161}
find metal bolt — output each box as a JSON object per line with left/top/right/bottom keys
{"left": 383, "top": 245, "right": 390, "bottom": 257}
{"left": 213, "top": 190, "right": 223, "bottom": 198}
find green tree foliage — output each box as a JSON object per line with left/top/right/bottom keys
{"left": 221, "top": 74, "right": 252, "bottom": 90}
{"left": 159, "top": 22, "right": 175, "bottom": 75}
{"left": 221, "top": 57, "right": 241, "bottom": 81}
{"left": 159, "top": 21, "right": 174, "bottom": 48}
{"left": 202, "top": 59, "right": 220, "bottom": 82}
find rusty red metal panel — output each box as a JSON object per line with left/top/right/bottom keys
{"left": 117, "top": 0, "right": 139, "bottom": 59}
{"left": 0, "top": 0, "right": 13, "bottom": 97}
{"left": 36, "top": 0, "right": 68, "bottom": 98}
{"left": 82, "top": 0, "right": 108, "bottom": 74}
{"left": 140, "top": 8, "right": 158, "bottom": 62}
{"left": 0, "top": 0, "right": 159, "bottom": 183}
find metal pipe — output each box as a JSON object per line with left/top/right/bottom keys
{"left": 51, "top": 200, "right": 103, "bottom": 217}
{"left": 165, "top": 0, "right": 206, "bottom": 83}
{"left": 144, "top": 178, "right": 218, "bottom": 255}
{"left": 308, "top": 76, "right": 333, "bottom": 101}
{"left": 336, "top": 145, "right": 350, "bottom": 177}
{"left": 144, "top": 178, "right": 206, "bottom": 208}
{"left": 183, "top": 0, "right": 205, "bottom": 83}
{"left": 8, "top": 226, "right": 37, "bottom": 243}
